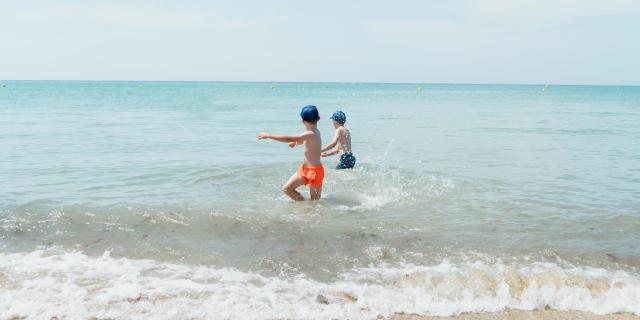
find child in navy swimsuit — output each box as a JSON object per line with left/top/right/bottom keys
{"left": 321, "top": 110, "right": 356, "bottom": 169}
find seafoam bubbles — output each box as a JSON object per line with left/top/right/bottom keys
{"left": 1, "top": 250, "right": 639, "bottom": 320}
{"left": 322, "top": 163, "right": 455, "bottom": 212}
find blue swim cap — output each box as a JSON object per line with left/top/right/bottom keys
{"left": 300, "top": 105, "right": 320, "bottom": 122}
{"left": 330, "top": 110, "right": 346, "bottom": 124}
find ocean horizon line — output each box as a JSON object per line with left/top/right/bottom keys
{"left": 1, "top": 79, "right": 639, "bottom": 88}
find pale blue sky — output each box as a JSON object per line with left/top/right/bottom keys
{"left": 1, "top": 0, "right": 639, "bottom": 84}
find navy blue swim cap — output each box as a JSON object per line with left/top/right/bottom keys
{"left": 330, "top": 110, "right": 346, "bottom": 124}
{"left": 300, "top": 105, "right": 320, "bottom": 122}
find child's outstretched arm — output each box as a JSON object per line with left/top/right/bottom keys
{"left": 321, "top": 130, "right": 340, "bottom": 153}
{"left": 257, "top": 132, "right": 310, "bottom": 144}
{"left": 321, "top": 148, "right": 340, "bottom": 157}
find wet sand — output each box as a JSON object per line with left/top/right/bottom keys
{"left": 390, "top": 310, "right": 640, "bottom": 320}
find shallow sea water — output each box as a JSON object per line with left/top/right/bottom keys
{"left": 1, "top": 81, "right": 639, "bottom": 319}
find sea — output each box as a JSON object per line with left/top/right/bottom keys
{"left": 1, "top": 81, "right": 639, "bottom": 319}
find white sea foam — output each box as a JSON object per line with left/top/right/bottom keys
{"left": 322, "top": 165, "right": 455, "bottom": 212}
{"left": 1, "top": 250, "right": 638, "bottom": 320}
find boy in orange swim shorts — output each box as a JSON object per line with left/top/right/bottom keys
{"left": 257, "top": 105, "right": 324, "bottom": 201}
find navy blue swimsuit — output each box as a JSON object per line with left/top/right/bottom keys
{"left": 336, "top": 152, "right": 356, "bottom": 169}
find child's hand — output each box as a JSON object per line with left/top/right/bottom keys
{"left": 257, "top": 132, "right": 270, "bottom": 140}
{"left": 321, "top": 152, "right": 328, "bottom": 157}
{"left": 288, "top": 142, "right": 296, "bottom": 148}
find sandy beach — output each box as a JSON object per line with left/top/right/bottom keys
{"left": 390, "top": 310, "right": 640, "bottom": 320}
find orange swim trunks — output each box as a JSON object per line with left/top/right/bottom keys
{"left": 297, "top": 163, "right": 324, "bottom": 188}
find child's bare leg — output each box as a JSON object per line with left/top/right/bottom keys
{"left": 309, "top": 186, "right": 322, "bottom": 200}
{"left": 282, "top": 173, "right": 305, "bottom": 201}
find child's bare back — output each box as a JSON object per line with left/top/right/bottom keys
{"left": 334, "top": 126, "right": 352, "bottom": 153}
{"left": 301, "top": 128, "right": 322, "bottom": 166}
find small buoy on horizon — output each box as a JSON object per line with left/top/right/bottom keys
{"left": 270, "top": 85, "right": 276, "bottom": 90}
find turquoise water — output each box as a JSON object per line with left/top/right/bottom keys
{"left": 1, "top": 81, "right": 639, "bottom": 319}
